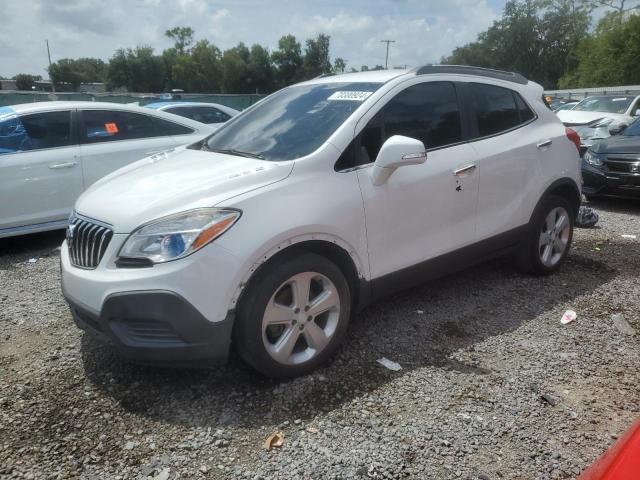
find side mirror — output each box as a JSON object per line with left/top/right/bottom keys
{"left": 609, "top": 123, "right": 628, "bottom": 136}
{"left": 634, "top": 109, "right": 640, "bottom": 116}
{"left": 370, "top": 135, "right": 427, "bottom": 186}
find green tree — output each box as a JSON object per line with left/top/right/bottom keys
{"left": 220, "top": 45, "right": 250, "bottom": 93}
{"left": 107, "top": 47, "right": 165, "bottom": 92}
{"left": 165, "top": 26, "right": 195, "bottom": 55}
{"left": 170, "top": 40, "right": 222, "bottom": 92}
{"left": 14, "top": 73, "right": 42, "bottom": 90}
{"left": 271, "top": 34, "right": 303, "bottom": 87}
{"left": 442, "top": 0, "right": 592, "bottom": 88}
{"left": 560, "top": 12, "right": 640, "bottom": 87}
{"left": 302, "top": 34, "right": 332, "bottom": 78}
{"left": 333, "top": 57, "right": 346, "bottom": 73}
{"left": 49, "top": 57, "right": 107, "bottom": 90}
{"left": 247, "top": 44, "right": 274, "bottom": 93}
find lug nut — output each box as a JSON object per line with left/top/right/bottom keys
{"left": 307, "top": 316, "right": 313, "bottom": 322}
{"left": 304, "top": 305, "right": 310, "bottom": 312}
{"left": 294, "top": 308, "right": 300, "bottom": 314}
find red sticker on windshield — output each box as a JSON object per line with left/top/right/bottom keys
{"left": 105, "top": 122, "right": 118, "bottom": 134}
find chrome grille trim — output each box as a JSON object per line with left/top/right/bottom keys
{"left": 67, "top": 214, "right": 113, "bottom": 269}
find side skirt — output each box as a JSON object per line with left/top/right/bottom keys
{"left": 363, "top": 224, "right": 529, "bottom": 305}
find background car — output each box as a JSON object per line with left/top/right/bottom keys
{"left": 553, "top": 100, "right": 579, "bottom": 112}
{"left": 582, "top": 117, "right": 640, "bottom": 200}
{"left": 0, "top": 101, "right": 214, "bottom": 238}
{"left": 145, "top": 101, "right": 239, "bottom": 126}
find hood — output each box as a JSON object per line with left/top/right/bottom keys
{"left": 557, "top": 109, "right": 632, "bottom": 126}
{"left": 591, "top": 134, "right": 640, "bottom": 155}
{"left": 75, "top": 148, "right": 293, "bottom": 233}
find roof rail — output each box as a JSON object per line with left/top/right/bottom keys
{"left": 414, "top": 65, "right": 528, "bottom": 85}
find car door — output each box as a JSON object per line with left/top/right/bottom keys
{"left": 353, "top": 80, "right": 480, "bottom": 282}
{"left": 78, "top": 109, "right": 193, "bottom": 188}
{"left": 0, "top": 109, "right": 82, "bottom": 231}
{"left": 462, "top": 82, "right": 540, "bottom": 240}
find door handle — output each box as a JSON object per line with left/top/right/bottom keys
{"left": 48, "top": 162, "right": 77, "bottom": 170}
{"left": 537, "top": 139, "right": 553, "bottom": 149}
{"left": 453, "top": 163, "right": 477, "bottom": 177}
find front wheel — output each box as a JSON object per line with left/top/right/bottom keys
{"left": 234, "top": 253, "right": 351, "bottom": 378}
{"left": 516, "top": 195, "right": 574, "bottom": 275}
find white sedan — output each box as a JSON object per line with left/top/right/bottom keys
{"left": 0, "top": 101, "right": 214, "bottom": 238}
{"left": 144, "top": 101, "right": 239, "bottom": 126}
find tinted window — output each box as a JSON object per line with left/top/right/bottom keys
{"left": 167, "top": 106, "right": 230, "bottom": 124}
{"left": 515, "top": 93, "right": 535, "bottom": 123}
{"left": 206, "top": 82, "right": 382, "bottom": 161}
{"left": 572, "top": 95, "right": 633, "bottom": 114}
{"left": 353, "top": 82, "right": 461, "bottom": 167}
{"left": 0, "top": 111, "right": 73, "bottom": 153}
{"left": 82, "top": 110, "right": 162, "bottom": 143}
{"left": 154, "top": 117, "right": 194, "bottom": 135}
{"left": 470, "top": 83, "right": 521, "bottom": 137}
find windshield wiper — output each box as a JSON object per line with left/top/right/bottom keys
{"left": 207, "top": 147, "right": 264, "bottom": 160}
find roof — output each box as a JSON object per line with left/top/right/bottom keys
{"left": 144, "top": 101, "right": 238, "bottom": 112}
{"left": 2, "top": 101, "right": 215, "bottom": 132}
{"left": 300, "top": 69, "right": 411, "bottom": 85}
{"left": 7, "top": 101, "right": 158, "bottom": 114}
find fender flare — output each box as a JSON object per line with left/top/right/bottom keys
{"left": 228, "top": 232, "right": 367, "bottom": 310}
{"left": 529, "top": 177, "right": 581, "bottom": 223}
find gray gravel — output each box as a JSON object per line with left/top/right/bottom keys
{"left": 1, "top": 197, "right": 639, "bottom": 480}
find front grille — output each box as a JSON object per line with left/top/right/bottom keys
{"left": 67, "top": 214, "right": 113, "bottom": 269}
{"left": 605, "top": 158, "right": 640, "bottom": 174}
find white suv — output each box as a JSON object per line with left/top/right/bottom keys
{"left": 61, "top": 66, "right": 582, "bottom": 377}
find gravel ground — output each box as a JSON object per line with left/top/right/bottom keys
{"left": 1, "top": 198, "right": 639, "bottom": 480}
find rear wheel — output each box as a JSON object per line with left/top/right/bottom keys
{"left": 516, "top": 195, "right": 574, "bottom": 275}
{"left": 234, "top": 253, "right": 351, "bottom": 378}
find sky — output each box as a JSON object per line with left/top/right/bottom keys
{"left": 0, "top": 0, "right": 510, "bottom": 78}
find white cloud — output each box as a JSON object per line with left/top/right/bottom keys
{"left": 0, "top": 0, "right": 503, "bottom": 78}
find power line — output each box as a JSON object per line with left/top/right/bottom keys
{"left": 380, "top": 40, "right": 395, "bottom": 69}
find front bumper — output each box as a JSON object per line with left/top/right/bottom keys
{"left": 582, "top": 160, "right": 640, "bottom": 198}
{"left": 61, "top": 235, "right": 243, "bottom": 365}
{"left": 67, "top": 291, "right": 234, "bottom": 365}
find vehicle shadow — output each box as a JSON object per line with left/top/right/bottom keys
{"left": 0, "top": 230, "right": 65, "bottom": 269}
{"left": 585, "top": 196, "right": 640, "bottom": 215}
{"left": 80, "top": 249, "right": 617, "bottom": 431}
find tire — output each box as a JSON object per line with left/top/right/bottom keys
{"left": 516, "top": 194, "right": 574, "bottom": 275}
{"left": 234, "top": 252, "right": 351, "bottom": 378}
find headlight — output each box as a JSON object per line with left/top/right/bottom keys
{"left": 118, "top": 208, "right": 240, "bottom": 264}
{"left": 583, "top": 150, "right": 603, "bottom": 167}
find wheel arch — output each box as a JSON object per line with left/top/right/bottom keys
{"left": 230, "top": 235, "right": 368, "bottom": 315}
{"left": 531, "top": 177, "right": 581, "bottom": 221}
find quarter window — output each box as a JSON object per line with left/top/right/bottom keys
{"left": 0, "top": 111, "right": 72, "bottom": 153}
{"left": 469, "top": 83, "right": 534, "bottom": 137}
{"left": 82, "top": 110, "right": 162, "bottom": 143}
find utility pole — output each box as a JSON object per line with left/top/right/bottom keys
{"left": 380, "top": 40, "right": 395, "bottom": 69}
{"left": 46, "top": 39, "right": 55, "bottom": 92}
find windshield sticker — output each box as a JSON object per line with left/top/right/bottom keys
{"left": 104, "top": 122, "right": 119, "bottom": 134}
{"left": 612, "top": 98, "right": 629, "bottom": 101}
{"left": 327, "top": 91, "right": 373, "bottom": 101}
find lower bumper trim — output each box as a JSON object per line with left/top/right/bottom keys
{"left": 66, "top": 290, "right": 234, "bottom": 366}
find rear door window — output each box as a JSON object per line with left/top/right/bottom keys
{"left": 0, "top": 110, "right": 72, "bottom": 153}
{"left": 469, "top": 83, "right": 533, "bottom": 137}
{"left": 81, "top": 110, "right": 163, "bottom": 143}
{"left": 153, "top": 117, "right": 195, "bottom": 135}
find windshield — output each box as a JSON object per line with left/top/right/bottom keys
{"left": 206, "top": 82, "right": 382, "bottom": 161}
{"left": 623, "top": 117, "right": 640, "bottom": 136}
{"left": 572, "top": 96, "right": 633, "bottom": 114}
